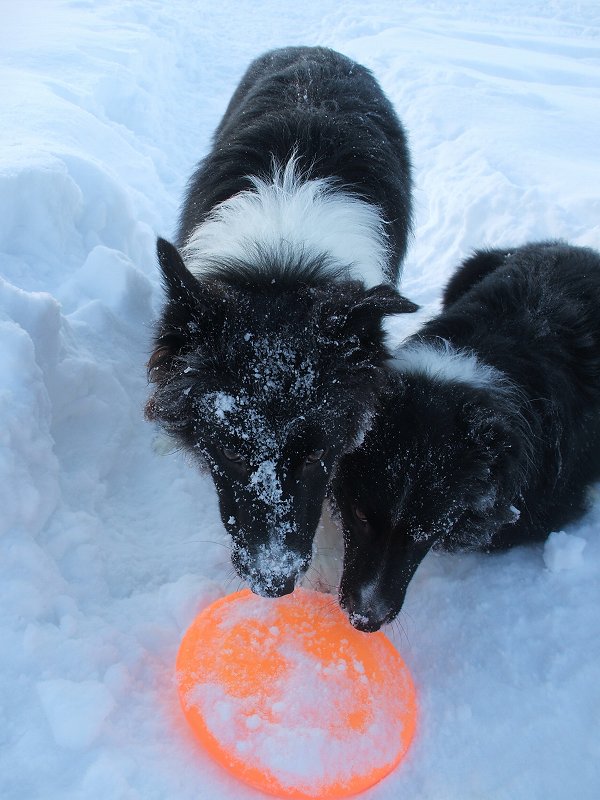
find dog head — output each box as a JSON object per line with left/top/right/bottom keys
{"left": 146, "top": 238, "right": 418, "bottom": 597}
{"left": 333, "top": 372, "right": 524, "bottom": 630}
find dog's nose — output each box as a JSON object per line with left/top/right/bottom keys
{"left": 340, "top": 592, "right": 384, "bottom": 632}
{"left": 248, "top": 573, "right": 297, "bottom": 598}
{"left": 348, "top": 611, "right": 383, "bottom": 633}
{"left": 250, "top": 577, "right": 296, "bottom": 597}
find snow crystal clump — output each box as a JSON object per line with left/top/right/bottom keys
{"left": 37, "top": 679, "right": 115, "bottom": 750}
{"left": 543, "top": 531, "right": 586, "bottom": 572}
{"left": 211, "top": 392, "right": 237, "bottom": 420}
{"left": 249, "top": 460, "right": 284, "bottom": 506}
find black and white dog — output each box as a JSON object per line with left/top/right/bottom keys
{"left": 333, "top": 241, "right": 600, "bottom": 631}
{"left": 146, "top": 47, "right": 416, "bottom": 597}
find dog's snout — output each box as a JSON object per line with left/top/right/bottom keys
{"left": 232, "top": 540, "right": 310, "bottom": 599}
{"left": 339, "top": 585, "right": 389, "bottom": 633}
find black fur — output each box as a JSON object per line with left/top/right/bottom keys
{"left": 441, "top": 248, "right": 506, "bottom": 307}
{"left": 333, "top": 241, "right": 600, "bottom": 631}
{"left": 147, "top": 47, "right": 416, "bottom": 597}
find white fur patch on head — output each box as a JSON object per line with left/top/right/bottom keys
{"left": 391, "top": 339, "right": 506, "bottom": 391}
{"left": 181, "top": 156, "right": 390, "bottom": 288}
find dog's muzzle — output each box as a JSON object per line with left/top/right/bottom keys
{"left": 232, "top": 541, "right": 310, "bottom": 598}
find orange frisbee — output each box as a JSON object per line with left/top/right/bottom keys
{"left": 176, "top": 587, "right": 417, "bottom": 799}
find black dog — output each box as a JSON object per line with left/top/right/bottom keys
{"left": 146, "top": 47, "right": 416, "bottom": 597}
{"left": 333, "top": 241, "right": 600, "bottom": 631}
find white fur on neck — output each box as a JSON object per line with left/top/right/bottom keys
{"left": 181, "top": 157, "right": 390, "bottom": 288}
{"left": 302, "top": 502, "right": 343, "bottom": 593}
{"left": 391, "top": 339, "right": 505, "bottom": 391}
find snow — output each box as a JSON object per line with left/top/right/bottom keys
{"left": 1, "top": 1, "right": 600, "bottom": 799}
{"left": 37, "top": 678, "right": 116, "bottom": 750}
{"left": 543, "top": 530, "right": 587, "bottom": 572}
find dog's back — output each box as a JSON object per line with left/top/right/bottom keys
{"left": 177, "top": 46, "right": 412, "bottom": 281}
{"left": 441, "top": 241, "right": 566, "bottom": 308}
{"left": 441, "top": 247, "right": 506, "bottom": 307}
{"left": 436, "top": 242, "right": 600, "bottom": 406}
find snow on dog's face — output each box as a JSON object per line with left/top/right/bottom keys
{"left": 333, "top": 373, "right": 523, "bottom": 630}
{"left": 146, "top": 239, "right": 417, "bottom": 597}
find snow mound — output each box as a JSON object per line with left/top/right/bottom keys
{"left": 543, "top": 530, "right": 587, "bottom": 572}
{"left": 37, "top": 679, "right": 116, "bottom": 750}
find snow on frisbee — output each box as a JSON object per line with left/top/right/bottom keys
{"left": 176, "top": 587, "right": 417, "bottom": 798}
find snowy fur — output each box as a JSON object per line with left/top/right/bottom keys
{"left": 182, "top": 158, "right": 390, "bottom": 288}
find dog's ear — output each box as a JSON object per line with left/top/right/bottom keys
{"left": 156, "top": 237, "right": 204, "bottom": 304}
{"left": 325, "top": 283, "right": 418, "bottom": 360}
{"left": 462, "top": 403, "right": 526, "bottom": 521}
{"left": 147, "top": 238, "right": 230, "bottom": 392}
{"left": 346, "top": 283, "right": 419, "bottom": 331}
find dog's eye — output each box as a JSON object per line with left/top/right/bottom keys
{"left": 305, "top": 448, "right": 327, "bottom": 465}
{"left": 222, "top": 447, "right": 245, "bottom": 463}
{"left": 352, "top": 505, "right": 369, "bottom": 525}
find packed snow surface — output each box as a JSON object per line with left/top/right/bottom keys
{"left": 1, "top": 1, "right": 600, "bottom": 798}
